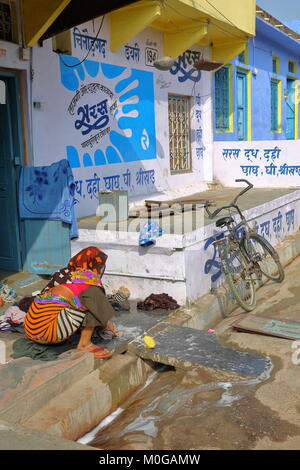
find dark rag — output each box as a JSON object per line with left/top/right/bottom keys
{"left": 137, "top": 293, "right": 179, "bottom": 311}
{"left": 11, "top": 336, "right": 78, "bottom": 361}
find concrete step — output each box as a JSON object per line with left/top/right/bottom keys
{"left": 0, "top": 350, "right": 96, "bottom": 425}
{"left": 22, "top": 353, "right": 153, "bottom": 441}
{"left": 0, "top": 418, "right": 93, "bottom": 450}
{"left": 22, "top": 370, "right": 111, "bottom": 441}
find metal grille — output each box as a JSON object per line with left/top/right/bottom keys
{"left": 0, "top": 2, "right": 12, "bottom": 42}
{"left": 271, "top": 79, "right": 279, "bottom": 132}
{"left": 168, "top": 95, "right": 192, "bottom": 173}
{"left": 215, "top": 66, "right": 230, "bottom": 131}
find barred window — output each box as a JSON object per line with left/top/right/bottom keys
{"left": 288, "top": 60, "right": 296, "bottom": 74}
{"left": 168, "top": 95, "right": 192, "bottom": 173}
{"left": 271, "top": 79, "right": 279, "bottom": 132}
{"left": 0, "top": 1, "right": 17, "bottom": 43}
{"left": 272, "top": 57, "right": 280, "bottom": 74}
{"left": 215, "top": 66, "right": 230, "bottom": 131}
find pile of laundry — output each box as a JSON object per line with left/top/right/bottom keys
{"left": 137, "top": 293, "right": 179, "bottom": 311}
{"left": 107, "top": 286, "right": 131, "bottom": 311}
{"left": 0, "top": 295, "right": 33, "bottom": 333}
{"left": 0, "top": 283, "right": 17, "bottom": 307}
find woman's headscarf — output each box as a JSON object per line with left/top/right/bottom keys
{"left": 68, "top": 246, "right": 107, "bottom": 277}
{"left": 42, "top": 246, "right": 108, "bottom": 292}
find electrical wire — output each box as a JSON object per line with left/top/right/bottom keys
{"left": 204, "top": 0, "right": 239, "bottom": 30}
{"left": 55, "top": 15, "right": 105, "bottom": 68}
{"left": 165, "top": 1, "right": 246, "bottom": 41}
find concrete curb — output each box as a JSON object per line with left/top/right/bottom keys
{"left": 164, "top": 230, "right": 300, "bottom": 331}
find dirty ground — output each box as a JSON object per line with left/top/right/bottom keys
{"left": 84, "top": 254, "right": 300, "bottom": 450}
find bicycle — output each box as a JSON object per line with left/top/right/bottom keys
{"left": 204, "top": 179, "right": 285, "bottom": 312}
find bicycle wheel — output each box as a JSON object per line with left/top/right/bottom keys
{"left": 242, "top": 233, "right": 285, "bottom": 283}
{"left": 219, "top": 240, "right": 256, "bottom": 312}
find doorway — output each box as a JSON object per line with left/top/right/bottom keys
{"left": 0, "top": 71, "right": 24, "bottom": 271}
{"left": 286, "top": 78, "right": 296, "bottom": 140}
{"left": 237, "top": 70, "right": 248, "bottom": 141}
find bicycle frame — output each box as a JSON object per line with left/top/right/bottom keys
{"left": 206, "top": 180, "right": 262, "bottom": 278}
{"left": 204, "top": 180, "right": 284, "bottom": 311}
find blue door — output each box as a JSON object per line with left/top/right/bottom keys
{"left": 286, "top": 78, "right": 295, "bottom": 140}
{"left": 237, "top": 71, "right": 248, "bottom": 141}
{"left": 0, "top": 73, "right": 23, "bottom": 271}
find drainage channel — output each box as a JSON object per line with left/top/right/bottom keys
{"left": 77, "top": 358, "right": 274, "bottom": 450}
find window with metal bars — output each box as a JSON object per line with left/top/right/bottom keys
{"left": 0, "top": 1, "right": 12, "bottom": 41}
{"left": 271, "top": 79, "right": 280, "bottom": 132}
{"left": 288, "top": 60, "right": 296, "bottom": 74}
{"left": 168, "top": 95, "right": 192, "bottom": 173}
{"left": 215, "top": 66, "right": 230, "bottom": 131}
{"left": 272, "top": 57, "right": 280, "bottom": 74}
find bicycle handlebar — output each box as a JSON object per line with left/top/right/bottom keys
{"left": 204, "top": 179, "right": 253, "bottom": 219}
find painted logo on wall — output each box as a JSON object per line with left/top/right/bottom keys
{"left": 59, "top": 55, "right": 157, "bottom": 168}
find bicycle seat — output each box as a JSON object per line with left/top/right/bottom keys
{"left": 216, "top": 216, "right": 234, "bottom": 228}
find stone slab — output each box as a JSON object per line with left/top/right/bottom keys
{"left": 93, "top": 302, "right": 172, "bottom": 354}
{"left": 128, "top": 322, "right": 272, "bottom": 377}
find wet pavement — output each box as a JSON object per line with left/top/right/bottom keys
{"left": 86, "top": 366, "right": 299, "bottom": 450}
{"left": 81, "top": 253, "right": 300, "bottom": 450}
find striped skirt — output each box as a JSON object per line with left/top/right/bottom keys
{"left": 24, "top": 295, "right": 86, "bottom": 344}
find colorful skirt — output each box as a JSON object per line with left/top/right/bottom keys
{"left": 24, "top": 295, "right": 86, "bottom": 344}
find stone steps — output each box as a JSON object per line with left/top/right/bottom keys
{"left": 22, "top": 370, "right": 111, "bottom": 441}
{"left": 0, "top": 418, "right": 93, "bottom": 450}
{"left": 21, "top": 353, "right": 153, "bottom": 441}
{"left": 0, "top": 350, "right": 96, "bottom": 424}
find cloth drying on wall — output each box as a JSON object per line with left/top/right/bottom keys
{"left": 18, "top": 159, "right": 78, "bottom": 238}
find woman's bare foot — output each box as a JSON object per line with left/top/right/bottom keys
{"left": 77, "top": 344, "right": 112, "bottom": 358}
{"left": 105, "top": 321, "right": 124, "bottom": 337}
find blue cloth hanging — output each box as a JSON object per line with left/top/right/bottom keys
{"left": 18, "top": 159, "right": 78, "bottom": 239}
{"left": 139, "top": 220, "right": 164, "bottom": 247}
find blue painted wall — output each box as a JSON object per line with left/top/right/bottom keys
{"left": 214, "top": 18, "right": 300, "bottom": 142}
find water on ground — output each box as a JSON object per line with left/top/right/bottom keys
{"left": 79, "top": 360, "right": 299, "bottom": 450}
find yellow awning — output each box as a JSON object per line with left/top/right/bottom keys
{"left": 22, "top": 0, "right": 255, "bottom": 64}
{"left": 110, "top": 0, "right": 256, "bottom": 62}
{"left": 22, "top": 0, "right": 72, "bottom": 47}
{"left": 212, "top": 40, "right": 247, "bottom": 66}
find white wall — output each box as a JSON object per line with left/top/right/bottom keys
{"left": 72, "top": 190, "right": 300, "bottom": 304}
{"left": 214, "top": 140, "right": 300, "bottom": 188}
{"left": 30, "top": 16, "right": 213, "bottom": 218}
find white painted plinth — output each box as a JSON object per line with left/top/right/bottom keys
{"left": 72, "top": 190, "right": 300, "bottom": 305}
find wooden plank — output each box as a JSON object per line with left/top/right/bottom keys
{"left": 233, "top": 315, "right": 300, "bottom": 340}
{"left": 145, "top": 199, "right": 214, "bottom": 208}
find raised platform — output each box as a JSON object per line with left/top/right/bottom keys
{"left": 73, "top": 187, "right": 300, "bottom": 305}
